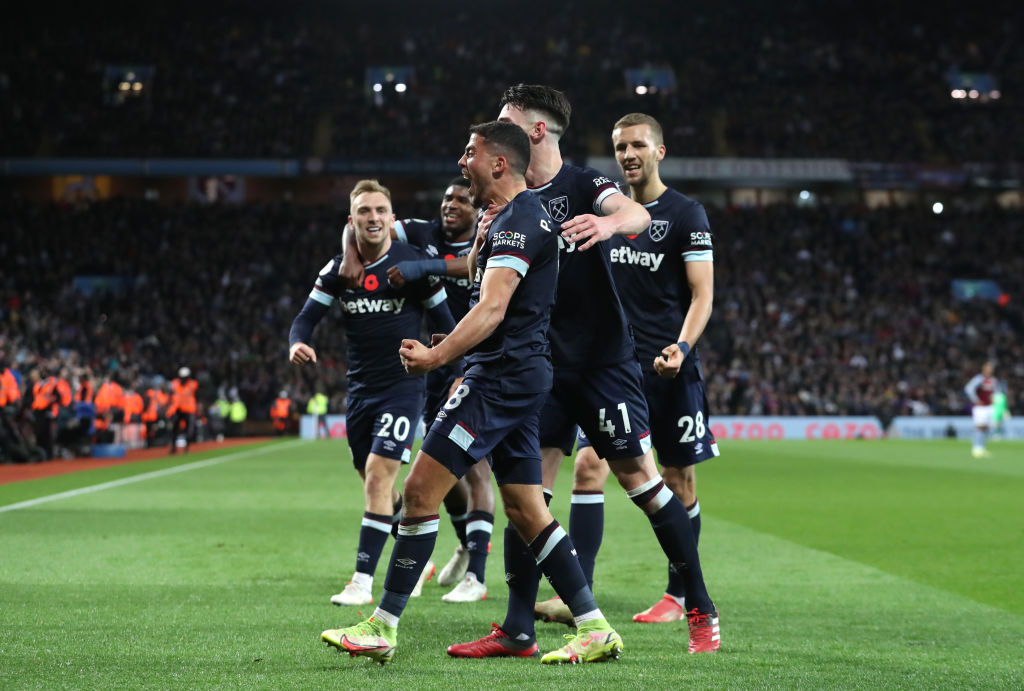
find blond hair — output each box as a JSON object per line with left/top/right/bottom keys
{"left": 612, "top": 113, "right": 664, "bottom": 146}
{"left": 349, "top": 179, "right": 392, "bottom": 211}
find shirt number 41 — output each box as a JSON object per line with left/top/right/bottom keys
{"left": 598, "top": 402, "right": 631, "bottom": 437}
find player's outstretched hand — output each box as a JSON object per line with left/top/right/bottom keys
{"left": 289, "top": 342, "right": 317, "bottom": 366}
{"left": 400, "top": 339, "right": 437, "bottom": 375}
{"left": 653, "top": 343, "right": 685, "bottom": 379}
{"left": 560, "top": 214, "right": 615, "bottom": 251}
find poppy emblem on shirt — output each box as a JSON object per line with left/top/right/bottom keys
{"left": 548, "top": 196, "right": 569, "bottom": 222}
{"left": 364, "top": 274, "right": 379, "bottom": 291}
{"left": 649, "top": 220, "right": 670, "bottom": 242}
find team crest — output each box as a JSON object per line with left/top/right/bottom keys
{"left": 548, "top": 195, "right": 569, "bottom": 222}
{"left": 649, "top": 220, "right": 670, "bottom": 241}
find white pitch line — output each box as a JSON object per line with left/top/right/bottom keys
{"left": 0, "top": 439, "right": 307, "bottom": 514}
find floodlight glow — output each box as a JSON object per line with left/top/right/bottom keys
{"left": 991, "top": 90, "right": 1001, "bottom": 99}
{"left": 799, "top": 190, "right": 811, "bottom": 200}
{"left": 968, "top": 89, "right": 979, "bottom": 99}
{"left": 932, "top": 202, "right": 944, "bottom": 214}
{"left": 395, "top": 83, "right": 407, "bottom": 93}
{"left": 635, "top": 85, "right": 648, "bottom": 95}
{"left": 373, "top": 83, "right": 383, "bottom": 92}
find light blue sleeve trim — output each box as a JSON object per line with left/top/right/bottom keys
{"left": 594, "top": 187, "right": 621, "bottom": 215}
{"left": 394, "top": 220, "right": 408, "bottom": 244}
{"left": 683, "top": 249, "right": 714, "bottom": 263}
{"left": 309, "top": 287, "right": 334, "bottom": 306}
{"left": 487, "top": 254, "right": 530, "bottom": 277}
{"left": 422, "top": 287, "right": 448, "bottom": 308}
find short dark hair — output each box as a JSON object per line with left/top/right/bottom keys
{"left": 468, "top": 121, "right": 531, "bottom": 177}
{"left": 447, "top": 176, "right": 470, "bottom": 189}
{"left": 499, "top": 83, "right": 572, "bottom": 135}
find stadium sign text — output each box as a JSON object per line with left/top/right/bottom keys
{"left": 710, "top": 416, "right": 883, "bottom": 440}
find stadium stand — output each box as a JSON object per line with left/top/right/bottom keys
{"left": 2, "top": 1, "right": 1022, "bottom": 459}
{"left": 2, "top": 1, "right": 1021, "bottom": 162}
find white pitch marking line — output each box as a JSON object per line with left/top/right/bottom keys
{"left": 0, "top": 440, "right": 307, "bottom": 514}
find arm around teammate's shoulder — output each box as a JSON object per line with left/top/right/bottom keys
{"left": 560, "top": 193, "right": 650, "bottom": 251}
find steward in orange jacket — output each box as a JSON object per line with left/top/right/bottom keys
{"left": 168, "top": 367, "right": 199, "bottom": 454}
{"left": 93, "top": 376, "right": 125, "bottom": 434}
{"left": 270, "top": 391, "right": 292, "bottom": 435}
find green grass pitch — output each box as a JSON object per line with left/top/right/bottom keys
{"left": 2, "top": 438, "right": 1022, "bottom": 689}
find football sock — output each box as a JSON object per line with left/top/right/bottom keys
{"left": 666, "top": 499, "right": 701, "bottom": 599}
{"left": 391, "top": 495, "right": 404, "bottom": 538}
{"left": 569, "top": 490, "right": 604, "bottom": 589}
{"left": 628, "top": 476, "right": 714, "bottom": 613}
{"left": 465, "top": 510, "right": 494, "bottom": 581}
{"left": 529, "top": 520, "right": 599, "bottom": 619}
{"left": 357, "top": 512, "right": 393, "bottom": 577}
{"left": 378, "top": 514, "right": 440, "bottom": 622}
{"left": 501, "top": 523, "right": 539, "bottom": 639}
{"left": 687, "top": 499, "right": 701, "bottom": 543}
{"left": 443, "top": 489, "right": 469, "bottom": 547}
{"left": 973, "top": 429, "right": 986, "bottom": 450}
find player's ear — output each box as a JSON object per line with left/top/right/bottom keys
{"left": 532, "top": 120, "right": 547, "bottom": 141}
{"left": 656, "top": 144, "right": 667, "bottom": 161}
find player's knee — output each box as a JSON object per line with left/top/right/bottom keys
{"left": 401, "top": 476, "right": 436, "bottom": 516}
{"left": 608, "top": 453, "right": 658, "bottom": 492}
{"left": 573, "top": 449, "right": 609, "bottom": 489}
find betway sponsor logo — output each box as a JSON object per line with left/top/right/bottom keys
{"left": 445, "top": 275, "right": 472, "bottom": 289}
{"left": 341, "top": 297, "right": 406, "bottom": 314}
{"left": 609, "top": 247, "right": 665, "bottom": 271}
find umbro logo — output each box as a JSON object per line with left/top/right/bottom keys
{"left": 612, "top": 438, "right": 628, "bottom": 448}
{"left": 357, "top": 551, "right": 370, "bottom": 561}
{"left": 396, "top": 558, "right": 417, "bottom": 569}
{"left": 694, "top": 442, "right": 704, "bottom": 455}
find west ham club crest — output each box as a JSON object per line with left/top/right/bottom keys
{"left": 649, "top": 219, "right": 670, "bottom": 241}
{"left": 547, "top": 196, "right": 569, "bottom": 222}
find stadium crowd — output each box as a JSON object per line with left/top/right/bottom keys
{"left": 2, "top": 0, "right": 1021, "bottom": 163}
{"left": 2, "top": 194, "right": 1020, "bottom": 461}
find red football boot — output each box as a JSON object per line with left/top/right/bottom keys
{"left": 447, "top": 623, "right": 540, "bottom": 658}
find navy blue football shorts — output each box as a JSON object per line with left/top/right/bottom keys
{"left": 346, "top": 386, "right": 424, "bottom": 470}
{"left": 575, "top": 363, "right": 719, "bottom": 467}
{"left": 421, "top": 368, "right": 545, "bottom": 486}
{"left": 539, "top": 358, "right": 652, "bottom": 461}
{"left": 422, "top": 362, "right": 463, "bottom": 432}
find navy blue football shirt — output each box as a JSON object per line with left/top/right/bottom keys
{"left": 308, "top": 243, "right": 447, "bottom": 395}
{"left": 529, "top": 163, "right": 635, "bottom": 368}
{"left": 466, "top": 189, "right": 558, "bottom": 391}
{"left": 608, "top": 187, "right": 714, "bottom": 369}
{"left": 395, "top": 218, "right": 474, "bottom": 321}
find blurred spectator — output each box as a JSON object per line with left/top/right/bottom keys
{"left": 1, "top": 196, "right": 1021, "bottom": 436}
